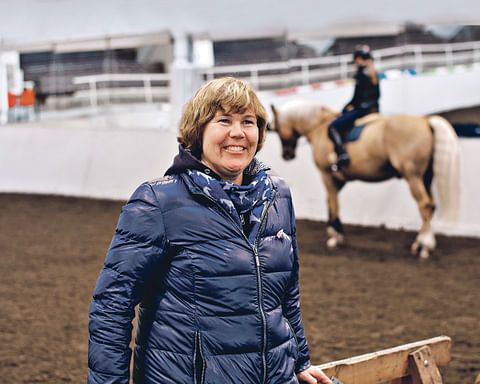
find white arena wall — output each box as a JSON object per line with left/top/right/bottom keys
{"left": 1, "top": 68, "right": 479, "bottom": 237}
{"left": 1, "top": 118, "right": 479, "bottom": 238}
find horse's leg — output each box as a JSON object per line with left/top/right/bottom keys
{"left": 321, "top": 171, "right": 346, "bottom": 248}
{"left": 406, "top": 175, "right": 436, "bottom": 259}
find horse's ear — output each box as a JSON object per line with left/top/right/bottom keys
{"left": 268, "top": 104, "right": 278, "bottom": 131}
{"left": 271, "top": 104, "right": 277, "bottom": 117}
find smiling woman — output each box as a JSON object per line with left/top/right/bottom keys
{"left": 201, "top": 109, "right": 259, "bottom": 184}
{"left": 87, "top": 77, "right": 331, "bottom": 384}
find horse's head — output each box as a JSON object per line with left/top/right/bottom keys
{"left": 270, "top": 104, "right": 300, "bottom": 160}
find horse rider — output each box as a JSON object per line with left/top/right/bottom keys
{"left": 328, "top": 45, "right": 380, "bottom": 170}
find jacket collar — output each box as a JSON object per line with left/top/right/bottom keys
{"left": 165, "top": 144, "right": 221, "bottom": 179}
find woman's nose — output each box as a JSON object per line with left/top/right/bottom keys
{"left": 229, "top": 121, "right": 245, "bottom": 137}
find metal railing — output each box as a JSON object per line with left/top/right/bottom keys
{"left": 71, "top": 40, "right": 480, "bottom": 107}
{"left": 72, "top": 73, "right": 171, "bottom": 107}
{"left": 200, "top": 40, "right": 480, "bottom": 90}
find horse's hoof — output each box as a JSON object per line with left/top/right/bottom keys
{"left": 326, "top": 237, "right": 338, "bottom": 248}
{"left": 336, "top": 234, "right": 345, "bottom": 245}
{"left": 419, "top": 247, "right": 430, "bottom": 260}
{"left": 411, "top": 241, "right": 420, "bottom": 255}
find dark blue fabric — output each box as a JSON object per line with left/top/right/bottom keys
{"left": 186, "top": 168, "right": 272, "bottom": 243}
{"left": 346, "top": 124, "right": 366, "bottom": 142}
{"left": 88, "top": 169, "right": 311, "bottom": 383}
{"left": 165, "top": 144, "right": 223, "bottom": 180}
{"left": 329, "top": 106, "right": 370, "bottom": 135}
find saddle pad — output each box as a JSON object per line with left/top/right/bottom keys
{"left": 346, "top": 125, "right": 365, "bottom": 142}
{"left": 346, "top": 113, "right": 384, "bottom": 142}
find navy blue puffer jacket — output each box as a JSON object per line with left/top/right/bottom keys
{"left": 88, "top": 161, "right": 311, "bottom": 383}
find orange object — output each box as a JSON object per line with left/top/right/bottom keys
{"left": 19, "top": 89, "right": 36, "bottom": 106}
{"left": 8, "top": 92, "right": 17, "bottom": 108}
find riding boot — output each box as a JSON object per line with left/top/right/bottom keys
{"left": 328, "top": 126, "right": 350, "bottom": 169}
{"left": 337, "top": 151, "right": 350, "bottom": 166}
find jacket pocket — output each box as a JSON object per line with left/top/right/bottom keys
{"left": 286, "top": 319, "right": 299, "bottom": 365}
{"left": 193, "top": 331, "right": 206, "bottom": 384}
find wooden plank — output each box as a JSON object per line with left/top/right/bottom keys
{"left": 315, "top": 336, "right": 451, "bottom": 384}
{"left": 391, "top": 378, "right": 411, "bottom": 384}
{"left": 474, "top": 372, "right": 480, "bottom": 384}
{"left": 407, "top": 346, "right": 442, "bottom": 384}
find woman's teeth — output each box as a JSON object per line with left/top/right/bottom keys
{"left": 225, "top": 146, "right": 244, "bottom": 151}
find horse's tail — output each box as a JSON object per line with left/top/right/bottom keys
{"left": 428, "top": 115, "right": 462, "bottom": 226}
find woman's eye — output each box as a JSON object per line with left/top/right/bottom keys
{"left": 219, "top": 119, "right": 230, "bottom": 124}
{"left": 244, "top": 119, "right": 256, "bottom": 125}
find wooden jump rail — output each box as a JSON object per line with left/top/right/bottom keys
{"left": 316, "top": 335, "right": 452, "bottom": 384}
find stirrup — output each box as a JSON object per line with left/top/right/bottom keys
{"left": 337, "top": 153, "right": 350, "bottom": 167}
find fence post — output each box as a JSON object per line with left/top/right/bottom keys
{"left": 143, "top": 75, "right": 153, "bottom": 103}
{"left": 407, "top": 346, "right": 443, "bottom": 384}
{"left": 414, "top": 46, "right": 423, "bottom": 73}
{"left": 170, "top": 33, "right": 202, "bottom": 131}
{"left": 445, "top": 46, "right": 453, "bottom": 68}
{"left": 250, "top": 69, "right": 259, "bottom": 89}
{"left": 206, "top": 69, "right": 214, "bottom": 81}
{"left": 301, "top": 62, "right": 309, "bottom": 85}
{"left": 0, "top": 58, "right": 7, "bottom": 124}
{"left": 340, "top": 56, "right": 348, "bottom": 80}
{"left": 88, "top": 77, "right": 98, "bottom": 108}
{"left": 374, "top": 53, "right": 382, "bottom": 74}
{"left": 474, "top": 42, "right": 480, "bottom": 64}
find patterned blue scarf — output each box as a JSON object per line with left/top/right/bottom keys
{"left": 186, "top": 168, "right": 272, "bottom": 243}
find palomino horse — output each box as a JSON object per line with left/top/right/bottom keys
{"left": 270, "top": 100, "right": 461, "bottom": 259}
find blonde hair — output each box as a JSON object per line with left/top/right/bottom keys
{"left": 178, "top": 77, "right": 268, "bottom": 157}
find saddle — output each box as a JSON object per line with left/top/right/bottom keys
{"left": 354, "top": 112, "right": 382, "bottom": 126}
{"left": 345, "top": 113, "right": 383, "bottom": 142}
{"left": 329, "top": 113, "right": 385, "bottom": 173}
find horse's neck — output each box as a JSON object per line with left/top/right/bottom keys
{"left": 299, "top": 106, "right": 338, "bottom": 142}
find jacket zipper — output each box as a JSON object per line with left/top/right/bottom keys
{"left": 286, "top": 319, "right": 300, "bottom": 365}
{"left": 188, "top": 177, "right": 278, "bottom": 384}
{"left": 194, "top": 330, "right": 206, "bottom": 384}
{"left": 254, "top": 192, "right": 277, "bottom": 384}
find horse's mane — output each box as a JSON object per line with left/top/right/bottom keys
{"left": 277, "top": 100, "right": 338, "bottom": 136}
{"left": 281, "top": 100, "right": 338, "bottom": 118}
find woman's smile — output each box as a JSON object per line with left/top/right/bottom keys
{"left": 224, "top": 145, "right": 245, "bottom": 152}
{"left": 201, "top": 109, "right": 259, "bottom": 184}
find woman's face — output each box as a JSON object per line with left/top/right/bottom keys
{"left": 355, "top": 56, "right": 366, "bottom": 67}
{"left": 201, "top": 108, "right": 259, "bottom": 185}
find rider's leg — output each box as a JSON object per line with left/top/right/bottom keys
{"left": 328, "top": 108, "right": 371, "bottom": 168}
{"left": 328, "top": 113, "right": 356, "bottom": 166}
{"left": 327, "top": 123, "right": 346, "bottom": 156}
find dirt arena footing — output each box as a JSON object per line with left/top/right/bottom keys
{"left": 0, "top": 193, "right": 478, "bottom": 383}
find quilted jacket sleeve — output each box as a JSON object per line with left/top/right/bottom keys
{"left": 87, "top": 182, "right": 169, "bottom": 384}
{"left": 282, "top": 194, "right": 311, "bottom": 374}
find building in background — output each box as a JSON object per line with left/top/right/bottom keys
{"left": 1, "top": 22, "right": 480, "bottom": 128}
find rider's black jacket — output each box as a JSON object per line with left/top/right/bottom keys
{"left": 345, "top": 65, "right": 380, "bottom": 112}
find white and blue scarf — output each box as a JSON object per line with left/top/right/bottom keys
{"left": 186, "top": 168, "right": 272, "bottom": 243}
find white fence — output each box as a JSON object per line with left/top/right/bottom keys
{"left": 203, "top": 41, "right": 480, "bottom": 89}
{"left": 72, "top": 73, "right": 171, "bottom": 106}
{"left": 71, "top": 40, "right": 480, "bottom": 108}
